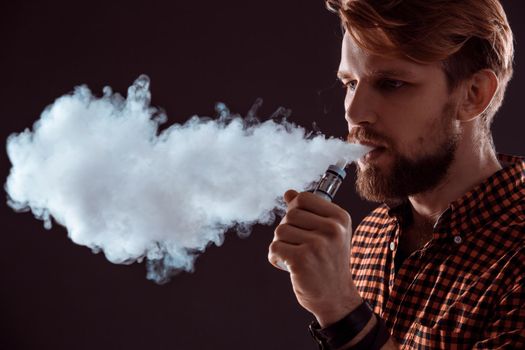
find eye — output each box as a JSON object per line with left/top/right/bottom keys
{"left": 339, "top": 80, "right": 357, "bottom": 91}
{"left": 378, "top": 79, "right": 405, "bottom": 91}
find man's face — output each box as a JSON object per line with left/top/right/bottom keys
{"left": 339, "top": 33, "right": 461, "bottom": 202}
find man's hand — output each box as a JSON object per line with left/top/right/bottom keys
{"left": 268, "top": 189, "right": 363, "bottom": 327}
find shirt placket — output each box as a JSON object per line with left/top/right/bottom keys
{"left": 383, "top": 227, "right": 438, "bottom": 337}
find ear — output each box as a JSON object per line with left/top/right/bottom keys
{"left": 457, "top": 69, "right": 499, "bottom": 122}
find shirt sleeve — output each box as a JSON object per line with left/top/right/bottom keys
{"left": 473, "top": 281, "right": 525, "bottom": 349}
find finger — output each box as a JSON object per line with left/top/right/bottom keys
{"left": 274, "top": 223, "right": 316, "bottom": 245}
{"left": 291, "top": 191, "right": 352, "bottom": 226}
{"left": 268, "top": 240, "right": 299, "bottom": 270}
{"left": 275, "top": 260, "right": 290, "bottom": 272}
{"left": 291, "top": 191, "right": 337, "bottom": 217}
{"left": 284, "top": 189, "right": 299, "bottom": 204}
{"left": 284, "top": 207, "right": 347, "bottom": 236}
{"left": 282, "top": 207, "right": 326, "bottom": 231}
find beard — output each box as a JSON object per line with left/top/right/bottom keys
{"left": 350, "top": 102, "right": 460, "bottom": 203}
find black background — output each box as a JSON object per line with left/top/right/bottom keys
{"left": 1, "top": 1, "right": 523, "bottom": 349}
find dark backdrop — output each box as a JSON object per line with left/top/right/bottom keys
{"left": 1, "top": 1, "right": 523, "bottom": 349}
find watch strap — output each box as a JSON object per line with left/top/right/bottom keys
{"left": 308, "top": 301, "right": 374, "bottom": 349}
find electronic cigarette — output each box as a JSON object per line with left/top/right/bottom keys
{"left": 276, "top": 159, "right": 348, "bottom": 272}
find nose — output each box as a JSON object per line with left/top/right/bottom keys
{"left": 344, "top": 83, "right": 378, "bottom": 127}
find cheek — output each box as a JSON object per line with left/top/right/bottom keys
{"left": 374, "top": 89, "right": 452, "bottom": 158}
{"left": 380, "top": 112, "right": 422, "bottom": 152}
{"left": 380, "top": 115, "right": 436, "bottom": 159}
{"left": 397, "top": 114, "right": 456, "bottom": 159}
{"left": 372, "top": 84, "right": 454, "bottom": 157}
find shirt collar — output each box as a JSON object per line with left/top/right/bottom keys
{"left": 443, "top": 153, "right": 525, "bottom": 238}
{"left": 384, "top": 153, "right": 525, "bottom": 240}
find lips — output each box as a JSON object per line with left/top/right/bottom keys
{"left": 363, "top": 146, "right": 386, "bottom": 161}
{"left": 354, "top": 141, "right": 387, "bottom": 162}
{"left": 347, "top": 128, "right": 388, "bottom": 160}
{"left": 358, "top": 141, "right": 386, "bottom": 149}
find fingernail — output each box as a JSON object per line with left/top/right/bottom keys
{"left": 276, "top": 260, "right": 290, "bottom": 272}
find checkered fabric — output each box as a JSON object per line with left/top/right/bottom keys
{"left": 351, "top": 154, "right": 525, "bottom": 349}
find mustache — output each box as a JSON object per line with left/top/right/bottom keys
{"left": 347, "top": 127, "right": 391, "bottom": 148}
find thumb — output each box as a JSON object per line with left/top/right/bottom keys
{"left": 284, "top": 189, "right": 299, "bottom": 204}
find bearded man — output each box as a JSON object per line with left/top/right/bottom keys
{"left": 268, "top": 1, "right": 524, "bottom": 348}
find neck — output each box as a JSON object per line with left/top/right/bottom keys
{"left": 408, "top": 126, "right": 501, "bottom": 225}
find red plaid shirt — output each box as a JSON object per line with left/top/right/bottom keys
{"left": 351, "top": 154, "right": 525, "bottom": 349}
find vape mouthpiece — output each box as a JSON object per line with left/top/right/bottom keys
{"left": 312, "top": 160, "right": 347, "bottom": 202}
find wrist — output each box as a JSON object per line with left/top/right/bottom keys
{"left": 309, "top": 301, "right": 373, "bottom": 349}
{"left": 308, "top": 301, "right": 390, "bottom": 350}
{"left": 315, "top": 286, "right": 363, "bottom": 328}
{"left": 316, "top": 297, "right": 364, "bottom": 328}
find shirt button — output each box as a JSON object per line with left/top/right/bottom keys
{"left": 453, "top": 235, "right": 462, "bottom": 244}
{"left": 389, "top": 242, "right": 396, "bottom": 251}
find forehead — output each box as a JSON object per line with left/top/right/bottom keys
{"left": 338, "top": 32, "right": 440, "bottom": 79}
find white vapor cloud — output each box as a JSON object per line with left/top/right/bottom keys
{"left": 5, "top": 75, "right": 369, "bottom": 283}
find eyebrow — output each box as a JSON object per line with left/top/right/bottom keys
{"left": 337, "top": 68, "right": 415, "bottom": 81}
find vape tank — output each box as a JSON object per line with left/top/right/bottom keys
{"left": 312, "top": 159, "right": 348, "bottom": 202}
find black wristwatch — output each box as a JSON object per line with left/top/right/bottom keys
{"left": 308, "top": 301, "right": 389, "bottom": 350}
{"left": 309, "top": 301, "right": 373, "bottom": 349}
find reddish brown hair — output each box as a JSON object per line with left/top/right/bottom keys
{"left": 326, "top": 0, "right": 514, "bottom": 128}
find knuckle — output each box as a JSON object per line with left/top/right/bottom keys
{"left": 286, "top": 207, "right": 301, "bottom": 221}
{"left": 273, "top": 224, "right": 287, "bottom": 239}
{"left": 268, "top": 240, "right": 279, "bottom": 254}
{"left": 337, "top": 210, "right": 352, "bottom": 228}
{"left": 294, "top": 192, "right": 309, "bottom": 207}
{"left": 325, "top": 221, "right": 341, "bottom": 235}
{"left": 268, "top": 242, "right": 280, "bottom": 263}
{"left": 308, "top": 235, "right": 324, "bottom": 249}
{"left": 321, "top": 221, "right": 348, "bottom": 243}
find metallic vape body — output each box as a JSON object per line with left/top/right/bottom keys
{"left": 312, "top": 161, "right": 347, "bottom": 202}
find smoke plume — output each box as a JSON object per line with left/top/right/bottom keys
{"left": 5, "top": 75, "right": 368, "bottom": 283}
